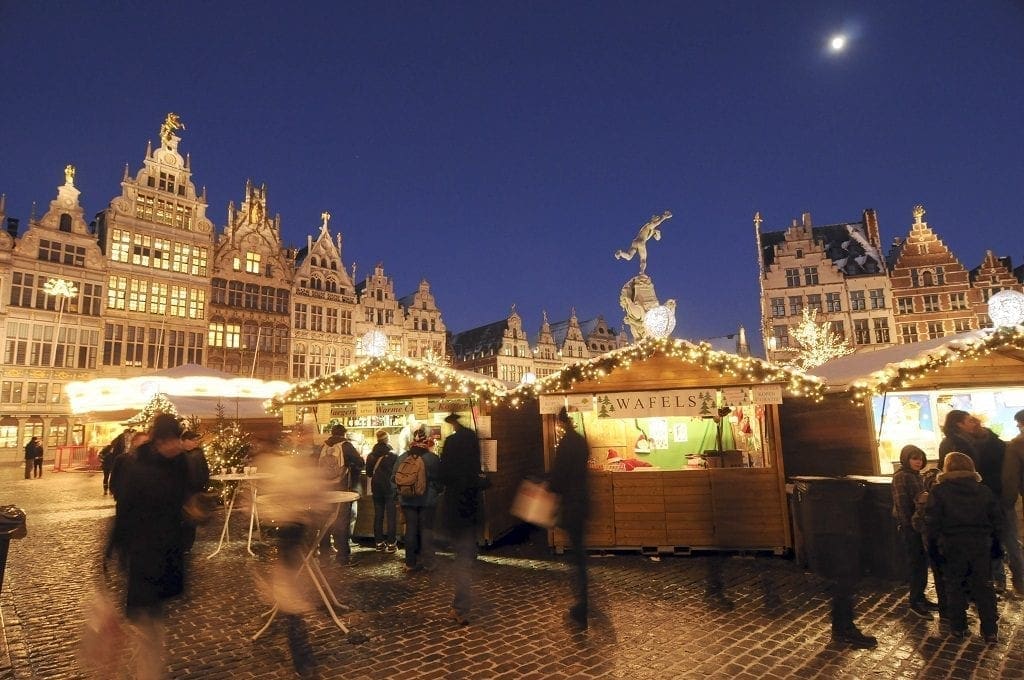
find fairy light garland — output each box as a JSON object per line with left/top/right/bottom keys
{"left": 848, "top": 326, "right": 1024, "bottom": 404}
{"left": 268, "top": 355, "right": 508, "bottom": 411}
{"left": 508, "top": 336, "right": 824, "bottom": 402}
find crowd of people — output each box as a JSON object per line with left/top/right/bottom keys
{"left": 891, "top": 407, "right": 1024, "bottom": 645}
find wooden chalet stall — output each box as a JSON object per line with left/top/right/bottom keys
{"left": 268, "top": 356, "right": 544, "bottom": 545}
{"left": 515, "top": 338, "right": 824, "bottom": 554}
{"left": 791, "top": 328, "right": 1024, "bottom": 476}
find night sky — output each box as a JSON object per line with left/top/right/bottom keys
{"left": 2, "top": 2, "right": 1022, "bottom": 355}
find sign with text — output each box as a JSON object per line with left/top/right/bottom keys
{"left": 720, "top": 388, "right": 751, "bottom": 408}
{"left": 355, "top": 401, "right": 377, "bottom": 417}
{"left": 480, "top": 439, "right": 498, "bottom": 472}
{"left": 594, "top": 390, "right": 718, "bottom": 418}
{"left": 751, "top": 384, "right": 784, "bottom": 405}
{"left": 539, "top": 394, "right": 594, "bottom": 414}
{"left": 475, "top": 415, "right": 491, "bottom": 439}
{"left": 316, "top": 402, "right": 332, "bottom": 424}
{"left": 281, "top": 404, "right": 298, "bottom": 426}
{"left": 412, "top": 398, "right": 430, "bottom": 420}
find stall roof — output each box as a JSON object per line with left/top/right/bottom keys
{"left": 269, "top": 355, "right": 508, "bottom": 409}
{"left": 509, "top": 336, "right": 823, "bottom": 400}
{"left": 86, "top": 395, "right": 276, "bottom": 423}
{"left": 807, "top": 326, "right": 1024, "bottom": 399}
{"left": 65, "top": 366, "right": 291, "bottom": 415}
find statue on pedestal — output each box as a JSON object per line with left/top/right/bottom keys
{"left": 614, "top": 210, "right": 672, "bottom": 276}
{"left": 160, "top": 113, "right": 185, "bottom": 146}
{"left": 615, "top": 210, "right": 675, "bottom": 341}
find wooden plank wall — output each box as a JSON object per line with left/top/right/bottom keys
{"left": 708, "top": 468, "right": 787, "bottom": 548}
{"left": 613, "top": 473, "right": 666, "bottom": 546}
{"left": 481, "top": 402, "right": 545, "bottom": 544}
{"left": 778, "top": 394, "right": 876, "bottom": 477}
{"left": 663, "top": 471, "right": 715, "bottom": 546}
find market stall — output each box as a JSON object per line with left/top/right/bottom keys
{"left": 267, "top": 356, "right": 543, "bottom": 546}
{"left": 791, "top": 326, "right": 1024, "bottom": 476}
{"left": 512, "top": 337, "right": 824, "bottom": 554}
{"left": 65, "top": 364, "right": 289, "bottom": 449}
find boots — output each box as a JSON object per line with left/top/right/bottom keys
{"left": 831, "top": 625, "right": 878, "bottom": 649}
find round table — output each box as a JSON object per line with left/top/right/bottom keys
{"left": 208, "top": 472, "right": 274, "bottom": 558}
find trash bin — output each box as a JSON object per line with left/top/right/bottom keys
{"left": 846, "top": 475, "right": 907, "bottom": 581}
{"left": 790, "top": 476, "right": 865, "bottom": 580}
{"left": 0, "top": 504, "right": 27, "bottom": 595}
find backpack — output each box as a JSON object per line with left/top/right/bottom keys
{"left": 395, "top": 453, "right": 427, "bottom": 498}
{"left": 371, "top": 451, "right": 397, "bottom": 494}
{"left": 319, "top": 443, "right": 343, "bottom": 483}
{"left": 910, "top": 468, "right": 940, "bottom": 533}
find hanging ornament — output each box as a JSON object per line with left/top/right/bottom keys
{"left": 643, "top": 305, "right": 677, "bottom": 339}
{"left": 987, "top": 289, "right": 1024, "bottom": 328}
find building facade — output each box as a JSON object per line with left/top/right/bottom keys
{"left": 756, "top": 210, "right": 896, "bottom": 364}
{"left": 0, "top": 116, "right": 448, "bottom": 457}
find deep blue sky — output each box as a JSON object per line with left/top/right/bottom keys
{"left": 2, "top": 1, "right": 1022, "bottom": 354}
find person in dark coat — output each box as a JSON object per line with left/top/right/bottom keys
{"left": 24, "top": 436, "right": 42, "bottom": 480}
{"left": 180, "top": 430, "right": 210, "bottom": 553}
{"left": 109, "top": 413, "right": 188, "bottom": 677}
{"left": 100, "top": 429, "right": 131, "bottom": 495}
{"left": 438, "top": 413, "right": 486, "bottom": 625}
{"left": 891, "top": 445, "right": 940, "bottom": 618}
{"left": 392, "top": 427, "right": 440, "bottom": 573}
{"left": 938, "top": 410, "right": 979, "bottom": 468}
{"left": 1001, "top": 409, "right": 1024, "bottom": 598}
{"left": 973, "top": 424, "right": 1011, "bottom": 593}
{"left": 924, "top": 451, "right": 1002, "bottom": 643}
{"left": 317, "top": 424, "right": 364, "bottom": 564}
{"left": 365, "top": 429, "right": 398, "bottom": 552}
{"left": 548, "top": 407, "right": 592, "bottom": 630}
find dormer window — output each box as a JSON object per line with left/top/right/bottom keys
{"left": 795, "top": 249, "right": 804, "bottom": 259}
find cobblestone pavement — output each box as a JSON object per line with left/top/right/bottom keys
{"left": 1, "top": 466, "right": 1023, "bottom": 679}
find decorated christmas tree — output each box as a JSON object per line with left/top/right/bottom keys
{"left": 124, "top": 393, "right": 179, "bottom": 428}
{"left": 788, "top": 308, "right": 855, "bottom": 370}
{"left": 204, "top": 401, "right": 252, "bottom": 473}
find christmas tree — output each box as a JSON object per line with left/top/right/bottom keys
{"left": 204, "top": 401, "right": 252, "bottom": 474}
{"left": 124, "top": 393, "right": 179, "bottom": 428}
{"left": 788, "top": 308, "right": 855, "bottom": 370}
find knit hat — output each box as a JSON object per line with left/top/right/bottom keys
{"left": 331, "top": 424, "right": 347, "bottom": 437}
{"left": 943, "top": 451, "right": 975, "bottom": 474}
{"left": 375, "top": 429, "right": 389, "bottom": 442}
{"left": 412, "top": 427, "right": 429, "bottom": 444}
{"left": 606, "top": 450, "right": 622, "bottom": 464}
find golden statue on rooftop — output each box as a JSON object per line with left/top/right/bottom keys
{"left": 160, "top": 113, "right": 185, "bottom": 145}
{"left": 64, "top": 164, "right": 76, "bottom": 186}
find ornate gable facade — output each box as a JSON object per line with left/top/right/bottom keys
{"left": 756, "top": 209, "right": 895, "bottom": 364}
{"left": 291, "top": 213, "right": 356, "bottom": 379}
{"left": 1, "top": 168, "right": 108, "bottom": 443}
{"left": 970, "top": 251, "right": 1023, "bottom": 327}
{"left": 208, "top": 180, "right": 293, "bottom": 379}
{"left": 94, "top": 114, "right": 214, "bottom": 375}
{"left": 532, "top": 311, "right": 561, "bottom": 378}
{"left": 888, "top": 205, "right": 978, "bottom": 342}
{"left": 399, "top": 279, "right": 446, "bottom": 361}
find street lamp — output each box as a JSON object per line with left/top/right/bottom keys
{"left": 44, "top": 278, "right": 78, "bottom": 369}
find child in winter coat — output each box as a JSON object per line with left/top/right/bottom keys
{"left": 891, "top": 445, "right": 940, "bottom": 619}
{"left": 924, "top": 451, "right": 1002, "bottom": 643}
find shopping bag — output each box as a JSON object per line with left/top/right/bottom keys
{"left": 510, "top": 479, "right": 559, "bottom": 529}
{"left": 78, "top": 586, "right": 127, "bottom": 673}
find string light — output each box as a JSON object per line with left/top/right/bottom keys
{"left": 847, "top": 326, "right": 1024, "bottom": 404}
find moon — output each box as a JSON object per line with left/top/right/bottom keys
{"left": 829, "top": 34, "right": 847, "bottom": 52}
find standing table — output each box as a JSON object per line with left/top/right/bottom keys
{"left": 207, "top": 472, "right": 273, "bottom": 559}
{"left": 253, "top": 490, "right": 360, "bottom": 639}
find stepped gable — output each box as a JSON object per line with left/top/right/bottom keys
{"left": 760, "top": 214, "right": 883, "bottom": 275}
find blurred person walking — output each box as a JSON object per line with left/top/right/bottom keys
{"left": 548, "top": 407, "right": 591, "bottom": 630}
{"left": 180, "top": 430, "right": 211, "bottom": 553}
{"left": 107, "top": 413, "right": 189, "bottom": 679}
{"left": 438, "top": 413, "right": 486, "bottom": 625}
{"left": 318, "top": 424, "right": 364, "bottom": 564}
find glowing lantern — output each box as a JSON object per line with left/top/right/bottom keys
{"left": 643, "top": 305, "right": 676, "bottom": 339}
{"left": 361, "top": 329, "right": 389, "bottom": 357}
{"left": 987, "top": 289, "right": 1024, "bottom": 328}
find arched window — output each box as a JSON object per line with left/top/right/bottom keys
{"left": 309, "top": 345, "right": 323, "bottom": 377}
{"left": 59, "top": 214, "right": 72, "bottom": 232}
{"left": 310, "top": 256, "right": 318, "bottom": 267}
{"left": 326, "top": 278, "right": 337, "bottom": 293}
{"left": 310, "top": 276, "right": 323, "bottom": 291}
{"left": 292, "top": 343, "right": 307, "bottom": 379}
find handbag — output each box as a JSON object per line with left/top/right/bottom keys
{"left": 510, "top": 479, "right": 559, "bottom": 529}
{"left": 0, "top": 505, "right": 27, "bottom": 538}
